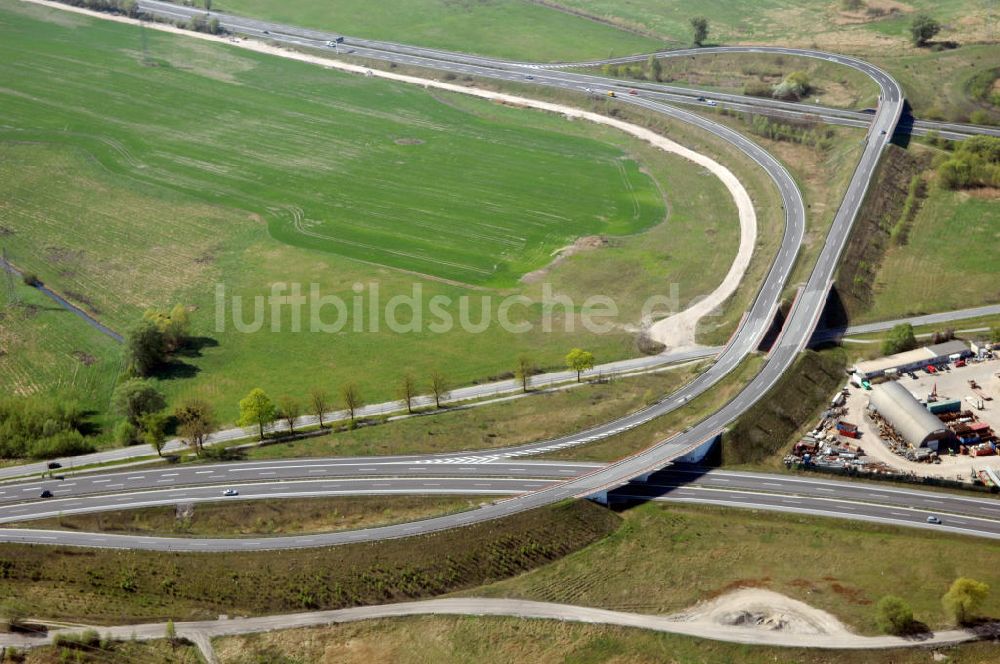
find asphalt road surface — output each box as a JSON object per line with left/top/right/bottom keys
{"left": 3, "top": 467, "right": 998, "bottom": 549}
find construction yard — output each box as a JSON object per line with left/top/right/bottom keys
{"left": 786, "top": 348, "right": 1000, "bottom": 484}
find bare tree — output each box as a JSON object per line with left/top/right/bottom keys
{"left": 399, "top": 374, "right": 417, "bottom": 414}
{"left": 309, "top": 387, "right": 331, "bottom": 429}
{"left": 278, "top": 395, "right": 302, "bottom": 436}
{"left": 341, "top": 382, "right": 364, "bottom": 425}
{"left": 429, "top": 371, "right": 450, "bottom": 409}
{"left": 175, "top": 399, "right": 216, "bottom": 455}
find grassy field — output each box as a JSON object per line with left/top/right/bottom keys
{"left": 0, "top": 500, "right": 618, "bottom": 623}
{"left": 470, "top": 503, "right": 1000, "bottom": 634}
{"left": 589, "top": 51, "right": 881, "bottom": 109}
{"left": 0, "top": 274, "right": 122, "bottom": 426}
{"left": 240, "top": 365, "right": 703, "bottom": 460}
{"left": 540, "top": 353, "right": 765, "bottom": 462}
{"left": 213, "top": 617, "right": 1000, "bottom": 664}
{"left": 23, "top": 639, "right": 202, "bottom": 664}
{"left": 16, "top": 495, "right": 482, "bottom": 537}
{"left": 218, "top": 0, "right": 660, "bottom": 61}
{"left": 865, "top": 187, "right": 1000, "bottom": 321}
{"left": 0, "top": 1, "right": 753, "bottom": 427}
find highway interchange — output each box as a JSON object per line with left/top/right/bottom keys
{"left": 3, "top": 0, "right": 999, "bottom": 557}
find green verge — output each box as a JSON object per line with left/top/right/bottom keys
{"left": 585, "top": 52, "right": 880, "bottom": 109}
{"left": 0, "top": 1, "right": 754, "bottom": 430}
{"left": 213, "top": 618, "right": 1000, "bottom": 664}
{"left": 539, "top": 353, "right": 765, "bottom": 462}
{"left": 468, "top": 502, "right": 1000, "bottom": 634}
{"left": 216, "top": 0, "right": 661, "bottom": 62}
{"left": 23, "top": 639, "right": 201, "bottom": 664}
{"left": 13, "top": 495, "right": 484, "bottom": 538}
{"left": 237, "top": 364, "right": 704, "bottom": 460}
{"left": 0, "top": 500, "right": 619, "bottom": 624}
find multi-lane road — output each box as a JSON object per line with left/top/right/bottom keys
{"left": 2, "top": 464, "right": 998, "bottom": 550}
{"left": 6, "top": 0, "right": 997, "bottom": 552}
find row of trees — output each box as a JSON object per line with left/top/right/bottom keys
{"left": 109, "top": 346, "right": 597, "bottom": 453}
{"left": 876, "top": 578, "right": 990, "bottom": 634}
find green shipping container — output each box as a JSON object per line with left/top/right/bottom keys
{"left": 927, "top": 399, "right": 961, "bottom": 414}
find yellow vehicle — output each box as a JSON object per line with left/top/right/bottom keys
{"left": 607, "top": 91, "right": 616, "bottom": 98}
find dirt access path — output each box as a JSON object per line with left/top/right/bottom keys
{"left": 2, "top": 591, "right": 993, "bottom": 653}
{"left": 21, "top": 0, "right": 757, "bottom": 352}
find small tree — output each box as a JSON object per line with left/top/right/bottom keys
{"left": 237, "top": 388, "right": 276, "bottom": 441}
{"left": 277, "top": 395, "right": 301, "bottom": 436}
{"left": 646, "top": 54, "right": 662, "bottom": 81}
{"left": 398, "top": 374, "right": 418, "bottom": 414}
{"left": 875, "top": 595, "right": 914, "bottom": 635}
{"left": 942, "top": 578, "right": 989, "bottom": 624}
{"left": 690, "top": 16, "right": 709, "bottom": 46}
{"left": 309, "top": 387, "right": 331, "bottom": 429}
{"left": 910, "top": 14, "right": 941, "bottom": 46}
{"left": 175, "top": 399, "right": 216, "bottom": 455}
{"left": 203, "top": 0, "right": 212, "bottom": 11}
{"left": 126, "top": 318, "right": 167, "bottom": 377}
{"left": 138, "top": 411, "right": 169, "bottom": 456}
{"left": 112, "top": 379, "right": 166, "bottom": 426}
{"left": 515, "top": 356, "right": 535, "bottom": 393}
{"left": 340, "top": 382, "right": 364, "bottom": 425}
{"left": 565, "top": 348, "right": 595, "bottom": 382}
{"left": 882, "top": 323, "right": 917, "bottom": 356}
{"left": 165, "top": 619, "right": 177, "bottom": 642}
{"left": 0, "top": 598, "right": 28, "bottom": 632}
{"left": 429, "top": 371, "right": 450, "bottom": 409}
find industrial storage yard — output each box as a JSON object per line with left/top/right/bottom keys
{"left": 788, "top": 341, "right": 1000, "bottom": 483}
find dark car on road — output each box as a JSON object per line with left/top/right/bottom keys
{"left": 40, "top": 489, "right": 53, "bottom": 498}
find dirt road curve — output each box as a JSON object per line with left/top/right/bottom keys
{"left": 3, "top": 593, "right": 995, "bottom": 653}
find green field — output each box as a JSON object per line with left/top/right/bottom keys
{"left": 470, "top": 503, "right": 1000, "bottom": 634}
{"left": 0, "top": 1, "right": 752, "bottom": 428}
{"left": 219, "top": 0, "right": 660, "bottom": 61}
{"left": 0, "top": 276, "right": 121, "bottom": 427}
{"left": 865, "top": 188, "right": 1000, "bottom": 322}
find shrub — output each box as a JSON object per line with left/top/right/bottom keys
{"left": 875, "top": 595, "right": 914, "bottom": 634}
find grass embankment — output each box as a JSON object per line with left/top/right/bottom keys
{"left": 0, "top": 276, "right": 121, "bottom": 427}
{"left": 217, "top": 0, "right": 659, "bottom": 62}
{"left": 213, "top": 618, "right": 1000, "bottom": 664}
{"left": 691, "top": 109, "right": 867, "bottom": 317}
{"left": 0, "top": 500, "right": 619, "bottom": 623}
{"left": 0, "top": 1, "right": 750, "bottom": 427}
{"left": 16, "top": 496, "right": 482, "bottom": 538}
{"left": 723, "top": 348, "right": 847, "bottom": 467}
{"left": 21, "top": 639, "right": 200, "bottom": 664}
{"left": 470, "top": 503, "right": 1000, "bottom": 634}
{"left": 832, "top": 139, "right": 1000, "bottom": 325}
{"left": 588, "top": 51, "right": 880, "bottom": 109}
{"left": 539, "top": 354, "right": 765, "bottom": 462}
{"left": 242, "top": 366, "right": 703, "bottom": 460}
